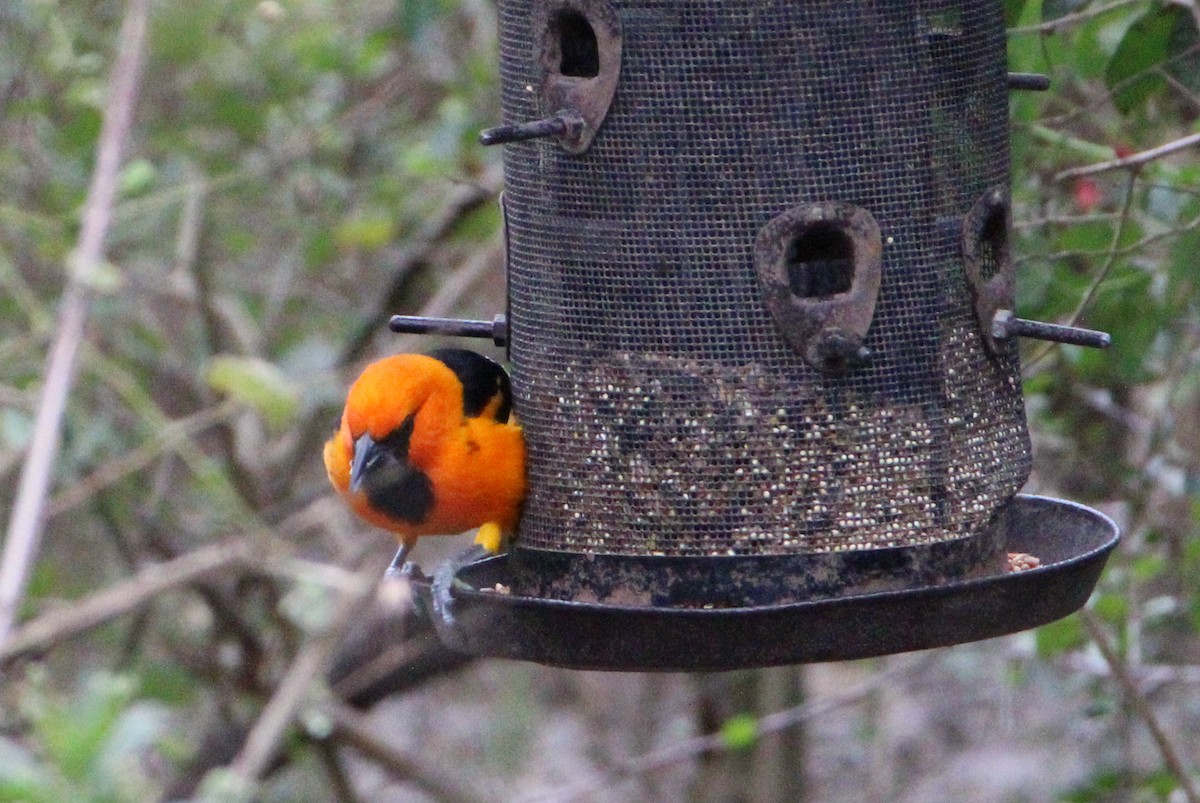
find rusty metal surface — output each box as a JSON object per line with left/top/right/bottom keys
{"left": 754, "top": 201, "right": 883, "bottom": 373}
{"left": 510, "top": 518, "right": 1004, "bottom": 606}
{"left": 961, "top": 185, "right": 1015, "bottom": 355}
{"left": 532, "top": 0, "right": 622, "bottom": 153}
{"left": 422, "top": 496, "right": 1119, "bottom": 670}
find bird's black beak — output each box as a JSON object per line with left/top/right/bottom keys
{"left": 350, "top": 429, "right": 419, "bottom": 498}
{"left": 349, "top": 433, "right": 385, "bottom": 494}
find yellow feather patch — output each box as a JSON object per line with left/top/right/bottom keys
{"left": 474, "top": 521, "right": 505, "bottom": 553}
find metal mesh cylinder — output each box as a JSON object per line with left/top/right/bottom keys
{"left": 499, "top": 0, "right": 1031, "bottom": 605}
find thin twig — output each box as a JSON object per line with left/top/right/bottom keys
{"left": 522, "top": 653, "right": 942, "bottom": 803}
{"left": 1056, "top": 133, "right": 1200, "bottom": 181}
{"left": 1080, "top": 610, "right": 1200, "bottom": 803}
{"left": 336, "top": 164, "right": 504, "bottom": 368}
{"left": 1006, "top": 0, "right": 1141, "bottom": 35}
{"left": 314, "top": 739, "right": 364, "bottom": 803}
{"left": 0, "top": 540, "right": 252, "bottom": 665}
{"left": 1016, "top": 209, "right": 1200, "bottom": 267}
{"left": 44, "top": 401, "right": 239, "bottom": 519}
{"left": 226, "top": 555, "right": 381, "bottom": 784}
{"left": 1013, "top": 212, "right": 1123, "bottom": 230}
{"left": 326, "top": 701, "right": 490, "bottom": 803}
{"left": 1023, "top": 170, "right": 1139, "bottom": 374}
{"left": 0, "top": 0, "right": 151, "bottom": 648}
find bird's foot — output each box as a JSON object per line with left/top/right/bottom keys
{"left": 430, "top": 544, "right": 491, "bottom": 628}
{"left": 383, "top": 544, "right": 426, "bottom": 582}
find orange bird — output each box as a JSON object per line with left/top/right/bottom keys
{"left": 324, "top": 349, "right": 526, "bottom": 573}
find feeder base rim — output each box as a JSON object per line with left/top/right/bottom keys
{"left": 414, "top": 494, "right": 1118, "bottom": 671}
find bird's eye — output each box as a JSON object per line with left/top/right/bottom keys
{"left": 376, "top": 415, "right": 417, "bottom": 456}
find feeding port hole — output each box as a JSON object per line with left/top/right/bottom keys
{"left": 976, "top": 203, "right": 1008, "bottom": 282}
{"left": 551, "top": 9, "right": 600, "bottom": 78}
{"left": 785, "top": 222, "right": 856, "bottom": 299}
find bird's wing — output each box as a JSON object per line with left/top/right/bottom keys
{"left": 427, "top": 348, "right": 513, "bottom": 423}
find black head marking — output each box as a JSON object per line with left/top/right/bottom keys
{"left": 376, "top": 414, "right": 416, "bottom": 455}
{"left": 429, "top": 348, "right": 513, "bottom": 422}
{"left": 352, "top": 415, "right": 434, "bottom": 524}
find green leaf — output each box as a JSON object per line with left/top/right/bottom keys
{"left": 206, "top": 355, "right": 300, "bottom": 430}
{"left": 1003, "top": 0, "right": 1036, "bottom": 29}
{"left": 67, "top": 251, "right": 125, "bottom": 294}
{"left": 1130, "top": 553, "right": 1167, "bottom": 583}
{"left": 118, "top": 158, "right": 157, "bottom": 197}
{"left": 719, "top": 713, "right": 759, "bottom": 752}
{"left": 304, "top": 229, "right": 337, "bottom": 267}
{"left": 196, "top": 768, "right": 258, "bottom": 803}
{"left": 334, "top": 215, "right": 396, "bottom": 252}
{"left": 1052, "top": 220, "right": 1114, "bottom": 254}
{"left": 31, "top": 673, "right": 137, "bottom": 784}
{"left": 1035, "top": 613, "right": 1085, "bottom": 657}
{"left": 1105, "top": 6, "right": 1182, "bottom": 114}
{"left": 137, "top": 661, "right": 197, "bottom": 707}
{"left": 1091, "top": 594, "right": 1128, "bottom": 633}
{"left": 279, "top": 579, "right": 336, "bottom": 634}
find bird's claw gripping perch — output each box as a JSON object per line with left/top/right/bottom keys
{"left": 430, "top": 544, "right": 491, "bottom": 629}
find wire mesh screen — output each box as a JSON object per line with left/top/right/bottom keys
{"left": 500, "top": 0, "right": 1031, "bottom": 574}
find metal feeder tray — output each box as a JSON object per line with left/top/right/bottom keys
{"left": 416, "top": 495, "right": 1118, "bottom": 671}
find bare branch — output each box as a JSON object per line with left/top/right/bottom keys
{"left": 226, "top": 555, "right": 382, "bottom": 784}
{"left": 1056, "top": 133, "right": 1200, "bottom": 181}
{"left": 0, "top": 0, "right": 151, "bottom": 647}
{"left": 325, "top": 701, "right": 490, "bottom": 803}
{"left": 1081, "top": 610, "right": 1200, "bottom": 803}
{"left": 1024, "top": 170, "right": 1139, "bottom": 374}
{"left": 523, "top": 653, "right": 942, "bottom": 803}
{"left": 1007, "top": 0, "right": 1142, "bottom": 35}
{"left": 0, "top": 540, "right": 252, "bottom": 665}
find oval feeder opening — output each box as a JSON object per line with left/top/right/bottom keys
{"left": 976, "top": 202, "right": 1007, "bottom": 282}
{"left": 963, "top": 186, "right": 1017, "bottom": 354}
{"left": 552, "top": 9, "right": 600, "bottom": 78}
{"left": 785, "top": 223, "right": 855, "bottom": 298}
{"left": 408, "top": 0, "right": 1121, "bottom": 672}
{"left": 755, "top": 202, "right": 881, "bottom": 374}
{"left": 530, "top": 0, "right": 622, "bottom": 154}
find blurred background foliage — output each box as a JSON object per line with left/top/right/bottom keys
{"left": 0, "top": 0, "right": 1198, "bottom": 800}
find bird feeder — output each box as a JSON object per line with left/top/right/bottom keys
{"left": 396, "top": 0, "right": 1119, "bottom": 670}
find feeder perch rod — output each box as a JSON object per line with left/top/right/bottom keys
{"left": 479, "top": 112, "right": 585, "bottom": 146}
{"left": 1007, "top": 72, "right": 1051, "bottom": 91}
{"left": 992, "top": 310, "right": 1111, "bottom": 349}
{"left": 388, "top": 314, "right": 509, "bottom": 347}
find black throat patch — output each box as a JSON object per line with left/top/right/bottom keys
{"left": 360, "top": 415, "right": 435, "bottom": 524}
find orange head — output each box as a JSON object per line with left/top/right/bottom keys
{"left": 325, "top": 351, "right": 525, "bottom": 545}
